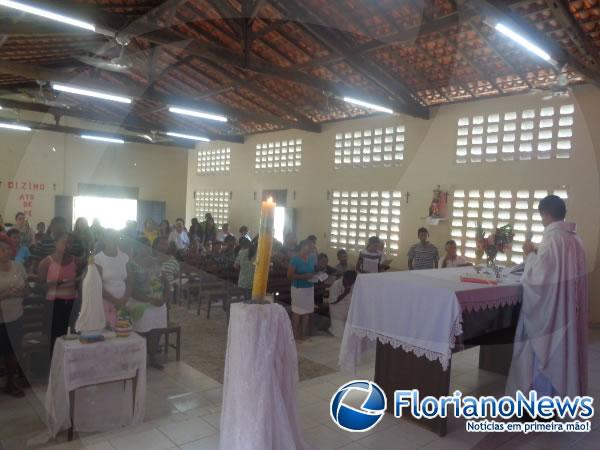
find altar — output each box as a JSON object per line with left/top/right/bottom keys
{"left": 339, "top": 267, "right": 522, "bottom": 436}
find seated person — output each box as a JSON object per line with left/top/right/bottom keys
{"left": 154, "top": 238, "right": 180, "bottom": 296}
{"left": 128, "top": 238, "right": 167, "bottom": 369}
{"left": 316, "top": 253, "right": 336, "bottom": 286}
{"left": 6, "top": 228, "right": 30, "bottom": 264}
{"left": 203, "top": 240, "right": 222, "bottom": 273}
{"left": 357, "top": 236, "right": 383, "bottom": 273}
{"left": 215, "top": 235, "right": 237, "bottom": 272}
{"left": 334, "top": 249, "right": 349, "bottom": 277}
{"left": 407, "top": 227, "right": 439, "bottom": 270}
{"left": 327, "top": 270, "right": 358, "bottom": 337}
{"left": 440, "top": 240, "right": 471, "bottom": 268}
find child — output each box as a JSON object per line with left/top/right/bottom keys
{"left": 440, "top": 240, "right": 471, "bottom": 268}
{"left": 356, "top": 236, "right": 383, "bottom": 273}
{"left": 328, "top": 270, "right": 358, "bottom": 337}
{"left": 334, "top": 249, "right": 349, "bottom": 277}
{"left": 407, "top": 227, "right": 439, "bottom": 270}
{"left": 234, "top": 238, "right": 256, "bottom": 300}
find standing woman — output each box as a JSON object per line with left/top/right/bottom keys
{"left": 0, "top": 235, "right": 27, "bottom": 397}
{"left": 37, "top": 233, "right": 82, "bottom": 354}
{"left": 287, "top": 239, "right": 316, "bottom": 340}
{"left": 72, "top": 217, "right": 94, "bottom": 258}
{"left": 94, "top": 230, "right": 131, "bottom": 329}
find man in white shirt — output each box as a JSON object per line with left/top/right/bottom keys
{"left": 440, "top": 240, "right": 471, "bottom": 268}
{"left": 217, "top": 223, "right": 234, "bottom": 242}
{"left": 507, "top": 195, "right": 588, "bottom": 398}
{"left": 168, "top": 218, "right": 190, "bottom": 250}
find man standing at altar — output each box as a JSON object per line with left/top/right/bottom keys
{"left": 507, "top": 195, "right": 588, "bottom": 398}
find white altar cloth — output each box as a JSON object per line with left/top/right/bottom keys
{"left": 220, "top": 303, "right": 308, "bottom": 450}
{"left": 340, "top": 268, "right": 522, "bottom": 371}
{"left": 45, "top": 333, "right": 147, "bottom": 438}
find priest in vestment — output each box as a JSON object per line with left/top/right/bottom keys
{"left": 506, "top": 195, "right": 588, "bottom": 397}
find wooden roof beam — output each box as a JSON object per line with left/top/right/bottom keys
{"left": 0, "top": 96, "right": 244, "bottom": 144}
{"left": 540, "top": 0, "right": 600, "bottom": 69}
{"left": 140, "top": 27, "right": 428, "bottom": 118}
{"left": 467, "top": 21, "right": 533, "bottom": 89}
{"left": 0, "top": 109, "right": 198, "bottom": 147}
{"left": 0, "top": 58, "right": 310, "bottom": 133}
{"left": 196, "top": 58, "right": 321, "bottom": 132}
{"left": 269, "top": 1, "right": 429, "bottom": 118}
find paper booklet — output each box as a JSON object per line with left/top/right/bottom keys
{"left": 309, "top": 272, "right": 329, "bottom": 283}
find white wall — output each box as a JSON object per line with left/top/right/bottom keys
{"left": 187, "top": 86, "right": 600, "bottom": 323}
{"left": 0, "top": 120, "right": 188, "bottom": 226}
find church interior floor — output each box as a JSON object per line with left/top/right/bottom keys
{"left": 1, "top": 314, "right": 599, "bottom": 450}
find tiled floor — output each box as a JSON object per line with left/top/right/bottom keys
{"left": 1, "top": 313, "right": 599, "bottom": 450}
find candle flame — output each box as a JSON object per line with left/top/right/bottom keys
{"left": 267, "top": 196, "right": 274, "bottom": 203}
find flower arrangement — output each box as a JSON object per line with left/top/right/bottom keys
{"left": 475, "top": 224, "right": 515, "bottom": 265}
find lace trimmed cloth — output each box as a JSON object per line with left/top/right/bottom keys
{"left": 339, "top": 268, "right": 522, "bottom": 371}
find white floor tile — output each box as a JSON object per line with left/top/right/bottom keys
{"left": 158, "top": 417, "right": 216, "bottom": 446}
{"left": 109, "top": 429, "right": 175, "bottom": 450}
{"left": 178, "top": 434, "right": 220, "bottom": 450}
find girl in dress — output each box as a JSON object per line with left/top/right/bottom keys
{"left": 287, "top": 240, "right": 316, "bottom": 340}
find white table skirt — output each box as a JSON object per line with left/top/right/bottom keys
{"left": 340, "top": 268, "right": 522, "bottom": 372}
{"left": 220, "top": 303, "right": 308, "bottom": 450}
{"left": 45, "top": 333, "right": 147, "bottom": 438}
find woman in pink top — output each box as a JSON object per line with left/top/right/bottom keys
{"left": 37, "top": 233, "right": 82, "bottom": 355}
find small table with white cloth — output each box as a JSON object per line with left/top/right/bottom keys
{"left": 45, "top": 333, "right": 147, "bottom": 440}
{"left": 339, "top": 267, "right": 522, "bottom": 436}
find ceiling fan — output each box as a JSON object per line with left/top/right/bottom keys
{"left": 16, "top": 80, "right": 75, "bottom": 108}
{"left": 527, "top": 71, "right": 572, "bottom": 100}
{"left": 137, "top": 130, "right": 172, "bottom": 144}
{"left": 77, "top": 34, "right": 134, "bottom": 73}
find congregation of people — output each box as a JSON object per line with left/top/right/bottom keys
{"left": 0, "top": 208, "right": 522, "bottom": 398}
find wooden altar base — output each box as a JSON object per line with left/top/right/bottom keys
{"left": 374, "top": 304, "right": 521, "bottom": 437}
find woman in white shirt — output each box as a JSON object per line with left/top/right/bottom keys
{"left": 440, "top": 240, "right": 472, "bottom": 268}
{"left": 94, "top": 230, "right": 132, "bottom": 328}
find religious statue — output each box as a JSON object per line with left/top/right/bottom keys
{"left": 428, "top": 185, "right": 448, "bottom": 219}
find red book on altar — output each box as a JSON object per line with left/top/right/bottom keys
{"left": 460, "top": 275, "right": 498, "bottom": 285}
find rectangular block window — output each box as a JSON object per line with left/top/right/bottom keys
{"left": 330, "top": 190, "right": 401, "bottom": 255}
{"left": 255, "top": 139, "right": 302, "bottom": 173}
{"left": 455, "top": 104, "right": 574, "bottom": 163}
{"left": 197, "top": 147, "right": 230, "bottom": 175}
{"left": 450, "top": 188, "right": 568, "bottom": 264}
{"left": 195, "top": 190, "right": 230, "bottom": 225}
{"left": 334, "top": 126, "right": 405, "bottom": 169}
